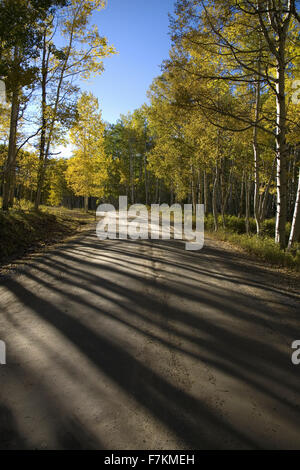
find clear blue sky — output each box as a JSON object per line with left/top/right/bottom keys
{"left": 81, "top": 0, "right": 175, "bottom": 123}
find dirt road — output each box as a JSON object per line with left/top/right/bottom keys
{"left": 0, "top": 228, "right": 299, "bottom": 449}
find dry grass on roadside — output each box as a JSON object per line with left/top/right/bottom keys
{"left": 0, "top": 202, "right": 94, "bottom": 264}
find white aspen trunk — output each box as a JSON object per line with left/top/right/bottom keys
{"left": 275, "top": 61, "right": 288, "bottom": 249}
{"left": 288, "top": 166, "right": 300, "bottom": 249}
{"left": 191, "top": 166, "right": 197, "bottom": 215}
{"left": 253, "top": 64, "right": 262, "bottom": 235}
{"left": 239, "top": 172, "right": 244, "bottom": 218}
{"left": 245, "top": 176, "right": 250, "bottom": 234}
{"left": 212, "top": 165, "right": 219, "bottom": 231}
{"left": 203, "top": 170, "right": 208, "bottom": 215}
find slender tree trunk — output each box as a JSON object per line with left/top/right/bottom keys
{"left": 155, "top": 178, "right": 159, "bottom": 204}
{"left": 84, "top": 195, "right": 89, "bottom": 213}
{"left": 35, "top": 29, "right": 48, "bottom": 210}
{"left": 245, "top": 176, "right": 250, "bottom": 234}
{"left": 220, "top": 161, "right": 232, "bottom": 228}
{"left": 2, "top": 86, "right": 19, "bottom": 211}
{"left": 170, "top": 186, "right": 174, "bottom": 206}
{"left": 203, "top": 170, "right": 208, "bottom": 215}
{"left": 221, "top": 180, "right": 232, "bottom": 227}
{"left": 288, "top": 166, "right": 300, "bottom": 249}
{"left": 238, "top": 172, "right": 244, "bottom": 218}
{"left": 191, "top": 166, "right": 197, "bottom": 215}
{"left": 253, "top": 64, "right": 262, "bottom": 235}
{"left": 212, "top": 164, "right": 219, "bottom": 231}
{"left": 130, "top": 154, "right": 134, "bottom": 204}
{"left": 255, "top": 3, "right": 292, "bottom": 247}
{"left": 197, "top": 170, "right": 200, "bottom": 204}
{"left": 144, "top": 154, "right": 148, "bottom": 206}
{"left": 144, "top": 126, "right": 148, "bottom": 206}
{"left": 275, "top": 46, "right": 288, "bottom": 248}
{"left": 35, "top": 17, "right": 76, "bottom": 210}
{"left": 158, "top": 180, "right": 161, "bottom": 205}
{"left": 129, "top": 136, "right": 134, "bottom": 205}
{"left": 8, "top": 168, "right": 16, "bottom": 206}
{"left": 259, "top": 157, "right": 276, "bottom": 224}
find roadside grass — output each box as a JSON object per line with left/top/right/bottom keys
{"left": 0, "top": 199, "right": 94, "bottom": 264}
{"left": 205, "top": 215, "right": 300, "bottom": 272}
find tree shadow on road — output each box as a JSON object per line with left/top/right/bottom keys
{"left": 1, "top": 235, "right": 299, "bottom": 449}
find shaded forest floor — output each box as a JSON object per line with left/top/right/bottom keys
{"left": 0, "top": 206, "right": 94, "bottom": 267}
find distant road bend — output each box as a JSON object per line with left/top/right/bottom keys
{"left": 0, "top": 218, "right": 300, "bottom": 449}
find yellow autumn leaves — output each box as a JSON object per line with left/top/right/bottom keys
{"left": 65, "top": 92, "right": 112, "bottom": 202}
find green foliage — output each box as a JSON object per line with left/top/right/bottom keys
{"left": 104, "top": 108, "right": 154, "bottom": 204}
{"left": 205, "top": 214, "right": 255, "bottom": 233}
{"left": 47, "top": 159, "right": 73, "bottom": 206}
{"left": 205, "top": 215, "right": 299, "bottom": 271}
{"left": 210, "top": 230, "right": 300, "bottom": 272}
{"left": 205, "top": 214, "right": 292, "bottom": 239}
{"left": 0, "top": 0, "right": 67, "bottom": 91}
